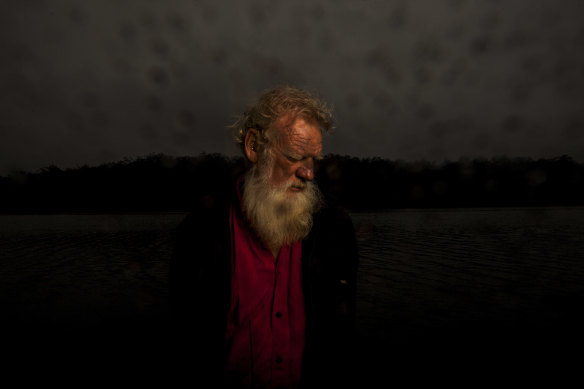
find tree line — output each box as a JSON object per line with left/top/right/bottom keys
{"left": 1, "top": 153, "right": 583, "bottom": 213}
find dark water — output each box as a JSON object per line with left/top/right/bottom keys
{"left": 0, "top": 213, "right": 178, "bottom": 327}
{"left": 351, "top": 207, "right": 584, "bottom": 385}
{"left": 353, "top": 207, "right": 584, "bottom": 336}
{"left": 1, "top": 208, "right": 583, "bottom": 384}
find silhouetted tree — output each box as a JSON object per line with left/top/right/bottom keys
{"left": 1, "top": 154, "right": 582, "bottom": 213}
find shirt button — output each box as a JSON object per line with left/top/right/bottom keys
{"left": 276, "top": 356, "right": 283, "bottom": 364}
{"left": 275, "top": 312, "right": 282, "bottom": 318}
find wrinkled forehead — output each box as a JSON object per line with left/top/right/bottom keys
{"left": 271, "top": 113, "right": 323, "bottom": 155}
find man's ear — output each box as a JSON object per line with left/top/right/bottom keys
{"left": 244, "top": 129, "right": 260, "bottom": 163}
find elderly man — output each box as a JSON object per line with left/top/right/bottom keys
{"left": 170, "top": 86, "right": 358, "bottom": 388}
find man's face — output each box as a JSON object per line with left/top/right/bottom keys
{"left": 266, "top": 115, "right": 323, "bottom": 193}
{"left": 243, "top": 114, "right": 324, "bottom": 250}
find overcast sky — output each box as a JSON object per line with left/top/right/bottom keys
{"left": 1, "top": 0, "right": 583, "bottom": 175}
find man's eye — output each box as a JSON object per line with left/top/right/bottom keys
{"left": 286, "top": 155, "right": 302, "bottom": 162}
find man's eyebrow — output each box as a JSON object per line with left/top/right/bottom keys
{"left": 283, "top": 149, "right": 324, "bottom": 161}
{"left": 282, "top": 149, "right": 302, "bottom": 158}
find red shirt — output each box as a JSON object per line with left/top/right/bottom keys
{"left": 225, "top": 182, "right": 306, "bottom": 388}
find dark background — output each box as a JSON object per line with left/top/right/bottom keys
{"left": 2, "top": 0, "right": 584, "bottom": 175}
{"left": 2, "top": 1, "right": 584, "bottom": 386}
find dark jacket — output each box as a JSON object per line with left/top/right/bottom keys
{"left": 169, "top": 179, "right": 359, "bottom": 388}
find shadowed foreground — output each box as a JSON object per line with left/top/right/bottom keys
{"left": 3, "top": 210, "right": 583, "bottom": 386}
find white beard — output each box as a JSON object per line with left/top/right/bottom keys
{"left": 242, "top": 157, "right": 323, "bottom": 253}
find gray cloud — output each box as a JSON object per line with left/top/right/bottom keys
{"left": 1, "top": 0, "right": 583, "bottom": 174}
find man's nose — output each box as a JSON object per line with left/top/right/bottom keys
{"left": 296, "top": 159, "right": 315, "bottom": 181}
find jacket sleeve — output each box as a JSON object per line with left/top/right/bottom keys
{"left": 168, "top": 199, "right": 231, "bottom": 385}
{"left": 302, "top": 205, "right": 359, "bottom": 388}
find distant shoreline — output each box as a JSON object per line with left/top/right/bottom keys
{"left": 2, "top": 205, "right": 584, "bottom": 216}
{"left": 2, "top": 153, "right": 583, "bottom": 213}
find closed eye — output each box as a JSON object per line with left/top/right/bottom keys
{"left": 284, "top": 153, "right": 303, "bottom": 162}
{"left": 283, "top": 151, "right": 323, "bottom": 162}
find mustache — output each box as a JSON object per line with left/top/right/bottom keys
{"left": 280, "top": 179, "right": 309, "bottom": 192}
{"left": 242, "top": 163, "right": 323, "bottom": 251}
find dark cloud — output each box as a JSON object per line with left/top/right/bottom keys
{"left": 1, "top": 0, "right": 584, "bottom": 174}
{"left": 501, "top": 115, "right": 525, "bottom": 134}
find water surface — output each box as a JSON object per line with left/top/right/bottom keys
{"left": 2, "top": 208, "right": 583, "bottom": 382}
